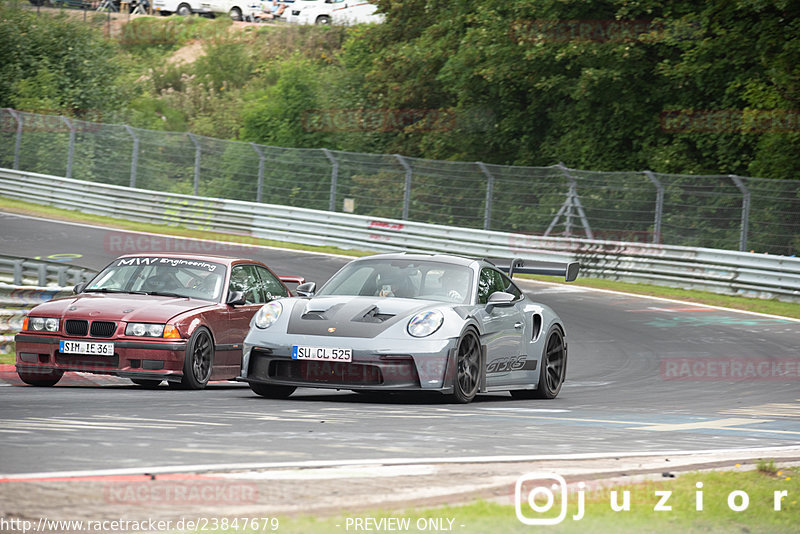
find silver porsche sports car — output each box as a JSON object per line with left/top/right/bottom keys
{"left": 237, "top": 253, "right": 579, "bottom": 403}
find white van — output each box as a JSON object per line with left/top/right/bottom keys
{"left": 152, "top": 0, "right": 214, "bottom": 16}
{"left": 208, "top": 0, "right": 264, "bottom": 20}
{"left": 153, "top": 0, "right": 268, "bottom": 19}
{"left": 294, "top": 0, "right": 383, "bottom": 25}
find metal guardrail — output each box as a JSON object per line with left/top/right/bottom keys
{"left": 1, "top": 168, "right": 799, "bottom": 303}
{"left": 3, "top": 109, "right": 800, "bottom": 256}
{"left": 0, "top": 284, "right": 74, "bottom": 353}
{"left": 0, "top": 255, "right": 96, "bottom": 287}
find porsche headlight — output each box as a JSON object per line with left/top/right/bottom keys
{"left": 407, "top": 310, "right": 444, "bottom": 337}
{"left": 26, "top": 317, "right": 60, "bottom": 332}
{"left": 126, "top": 323, "right": 166, "bottom": 337}
{"left": 254, "top": 301, "right": 282, "bottom": 329}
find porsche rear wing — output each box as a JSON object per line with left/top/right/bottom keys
{"left": 503, "top": 258, "right": 580, "bottom": 282}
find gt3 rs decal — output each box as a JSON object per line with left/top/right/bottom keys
{"left": 486, "top": 355, "right": 537, "bottom": 374}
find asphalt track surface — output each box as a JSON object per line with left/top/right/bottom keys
{"left": 1, "top": 211, "right": 799, "bottom": 477}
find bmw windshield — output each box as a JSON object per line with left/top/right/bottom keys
{"left": 85, "top": 257, "right": 226, "bottom": 301}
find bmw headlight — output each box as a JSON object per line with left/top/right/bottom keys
{"left": 254, "top": 301, "right": 282, "bottom": 329}
{"left": 126, "top": 323, "right": 166, "bottom": 337}
{"left": 26, "top": 317, "right": 60, "bottom": 332}
{"left": 407, "top": 310, "right": 444, "bottom": 337}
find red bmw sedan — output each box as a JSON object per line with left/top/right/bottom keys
{"left": 15, "top": 253, "right": 302, "bottom": 389}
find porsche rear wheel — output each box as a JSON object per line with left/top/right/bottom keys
{"left": 250, "top": 382, "right": 296, "bottom": 399}
{"left": 451, "top": 329, "right": 481, "bottom": 403}
{"left": 18, "top": 369, "right": 63, "bottom": 387}
{"left": 180, "top": 327, "right": 213, "bottom": 390}
{"left": 511, "top": 325, "right": 566, "bottom": 400}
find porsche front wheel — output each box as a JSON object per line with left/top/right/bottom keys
{"left": 451, "top": 329, "right": 481, "bottom": 403}
{"left": 511, "top": 325, "right": 566, "bottom": 399}
{"left": 250, "top": 382, "right": 296, "bottom": 399}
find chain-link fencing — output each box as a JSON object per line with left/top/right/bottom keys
{"left": 2, "top": 108, "right": 798, "bottom": 256}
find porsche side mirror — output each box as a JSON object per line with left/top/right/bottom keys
{"left": 486, "top": 291, "right": 515, "bottom": 313}
{"left": 295, "top": 282, "right": 316, "bottom": 297}
{"left": 73, "top": 282, "right": 87, "bottom": 294}
{"left": 226, "top": 291, "right": 246, "bottom": 306}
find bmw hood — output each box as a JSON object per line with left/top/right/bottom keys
{"left": 31, "top": 293, "right": 215, "bottom": 324}
{"left": 286, "top": 296, "right": 436, "bottom": 338}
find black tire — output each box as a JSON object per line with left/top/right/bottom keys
{"left": 511, "top": 325, "right": 567, "bottom": 400}
{"left": 229, "top": 7, "right": 242, "bottom": 21}
{"left": 250, "top": 382, "right": 296, "bottom": 399}
{"left": 176, "top": 3, "right": 192, "bottom": 16}
{"left": 180, "top": 327, "right": 214, "bottom": 389}
{"left": 315, "top": 15, "right": 331, "bottom": 25}
{"left": 131, "top": 378, "right": 162, "bottom": 388}
{"left": 18, "top": 369, "right": 63, "bottom": 387}
{"left": 450, "top": 328, "right": 481, "bottom": 403}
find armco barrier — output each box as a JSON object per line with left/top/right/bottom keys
{"left": 0, "top": 284, "right": 73, "bottom": 354}
{"left": 0, "top": 255, "right": 95, "bottom": 287}
{"left": 1, "top": 168, "right": 799, "bottom": 302}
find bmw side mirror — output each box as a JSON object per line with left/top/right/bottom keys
{"left": 73, "top": 282, "right": 87, "bottom": 294}
{"left": 295, "top": 282, "right": 316, "bottom": 297}
{"left": 486, "top": 291, "right": 515, "bottom": 313}
{"left": 227, "top": 291, "right": 246, "bottom": 306}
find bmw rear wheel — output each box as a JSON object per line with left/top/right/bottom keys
{"left": 131, "top": 378, "right": 162, "bottom": 388}
{"left": 451, "top": 329, "right": 481, "bottom": 403}
{"left": 511, "top": 325, "right": 566, "bottom": 399}
{"left": 250, "top": 382, "right": 296, "bottom": 399}
{"left": 180, "top": 327, "right": 213, "bottom": 389}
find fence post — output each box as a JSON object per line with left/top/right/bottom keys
{"left": 730, "top": 175, "right": 750, "bottom": 252}
{"left": 7, "top": 109, "right": 23, "bottom": 170}
{"left": 123, "top": 125, "right": 139, "bottom": 188}
{"left": 61, "top": 116, "right": 75, "bottom": 179}
{"left": 548, "top": 164, "right": 593, "bottom": 239}
{"left": 249, "top": 143, "right": 265, "bottom": 203}
{"left": 187, "top": 133, "right": 201, "bottom": 196}
{"left": 12, "top": 260, "right": 23, "bottom": 285}
{"left": 395, "top": 154, "right": 412, "bottom": 220}
{"left": 322, "top": 148, "right": 338, "bottom": 212}
{"left": 477, "top": 162, "right": 494, "bottom": 231}
{"left": 644, "top": 170, "right": 664, "bottom": 244}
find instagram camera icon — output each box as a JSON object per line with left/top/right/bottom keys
{"left": 515, "top": 473, "right": 568, "bottom": 525}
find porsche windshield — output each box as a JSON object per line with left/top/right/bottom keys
{"left": 85, "top": 257, "right": 226, "bottom": 301}
{"left": 317, "top": 259, "right": 473, "bottom": 303}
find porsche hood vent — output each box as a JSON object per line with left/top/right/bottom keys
{"left": 288, "top": 299, "right": 406, "bottom": 338}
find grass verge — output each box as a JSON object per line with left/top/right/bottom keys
{"left": 1, "top": 195, "right": 798, "bottom": 319}
{"left": 220, "top": 466, "right": 798, "bottom": 533}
